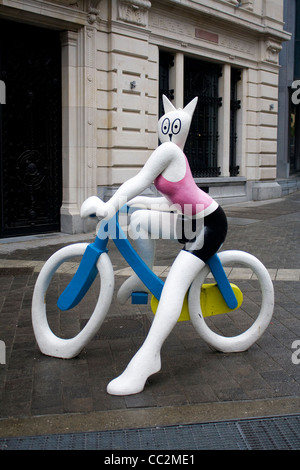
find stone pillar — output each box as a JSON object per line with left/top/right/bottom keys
{"left": 218, "top": 63, "right": 231, "bottom": 177}
{"left": 60, "top": 31, "right": 82, "bottom": 234}
{"left": 171, "top": 52, "right": 184, "bottom": 109}
{"left": 60, "top": 25, "right": 98, "bottom": 234}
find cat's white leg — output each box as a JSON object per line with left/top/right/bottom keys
{"left": 117, "top": 210, "right": 177, "bottom": 304}
{"left": 108, "top": 250, "right": 205, "bottom": 395}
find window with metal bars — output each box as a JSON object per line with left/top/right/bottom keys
{"left": 184, "top": 57, "right": 222, "bottom": 177}
{"left": 159, "top": 51, "right": 174, "bottom": 118}
{"left": 159, "top": 54, "right": 241, "bottom": 178}
{"left": 230, "top": 68, "right": 241, "bottom": 176}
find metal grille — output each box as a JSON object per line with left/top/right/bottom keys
{"left": 0, "top": 19, "right": 62, "bottom": 237}
{"left": 1, "top": 414, "right": 300, "bottom": 450}
{"left": 159, "top": 51, "right": 174, "bottom": 118}
{"left": 184, "top": 57, "right": 222, "bottom": 178}
{"left": 230, "top": 68, "right": 241, "bottom": 177}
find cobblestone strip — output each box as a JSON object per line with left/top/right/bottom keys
{"left": 0, "top": 259, "right": 299, "bottom": 281}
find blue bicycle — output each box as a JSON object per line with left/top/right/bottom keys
{"left": 32, "top": 206, "right": 274, "bottom": 359}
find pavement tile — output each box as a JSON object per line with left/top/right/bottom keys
{"left": 276, "top": 269, "right": 300, "bottom": 281}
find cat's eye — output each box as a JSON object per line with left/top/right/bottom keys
{"left": 161, "top": 118, "right": 170, "bottom": 135}
{"left": 172, "top": 118, "right": 181, "bottom": 135}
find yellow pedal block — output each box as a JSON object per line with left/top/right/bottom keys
{"left": 151, "top": 283, "right": 243, "bottom": 322}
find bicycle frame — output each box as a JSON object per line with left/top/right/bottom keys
{"left": 57, "top": 207, "right": 238, "bottom": 312}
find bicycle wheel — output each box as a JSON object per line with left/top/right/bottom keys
{"left": 188, "top": 250, "right": 274, "bottom": 352}
{"left": 32, "top": 243, "right": 114, "bottom": 359}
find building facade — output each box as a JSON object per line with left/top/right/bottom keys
{"left": 277, "top": 0, "right": 300, "bottom": 194}
{"left": 0, "top": 0, "right": 290, "bottom": 236}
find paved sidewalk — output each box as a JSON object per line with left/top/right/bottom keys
{"left": 0, "top": 191, "right": 300, "bottom": 441}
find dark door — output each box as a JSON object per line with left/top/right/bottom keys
{"left": 0, "top": 20, "right": 62, "bottom": 237}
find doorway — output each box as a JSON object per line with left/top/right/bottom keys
{"left": 0, "top": 19, "right": 62, "bottom": 237}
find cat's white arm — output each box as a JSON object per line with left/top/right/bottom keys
{"left": 81, "top": 142, "right": 180, "bottom": 219}
{"left": 127, "top": 196, "right": 172, "bottom": 211}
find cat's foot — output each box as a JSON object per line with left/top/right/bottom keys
{"left": 107, "top": 351, "right": 161, "bottom": 396}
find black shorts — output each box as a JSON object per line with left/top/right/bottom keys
{"left": 177, "top": 205, "right": 228, "bottom": 263}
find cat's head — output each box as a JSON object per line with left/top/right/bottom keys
{"left": 158, "top": 95, "right": 198, "bottom": 150}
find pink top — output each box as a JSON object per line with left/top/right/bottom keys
{"left": 154, "top": 155, "right": 218, "bottom": 217}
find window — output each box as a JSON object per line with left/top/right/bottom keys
{"left": 184, "top": 57, "right": 222, "bottom": 177}
{"left": 158, "top": 53, "right": 242, "bottom": 178}
{"left": 159, "top": 51, "right": 174, "bottom": 118}
{"left": 230, "top": 68, "right": 241, "bottom": 176}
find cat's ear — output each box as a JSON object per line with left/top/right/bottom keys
{"left": 183, "top": 97, "right": 198, "bottom": 117}
{"left": 162, "top": 94, "right": 176, "bottom": 114}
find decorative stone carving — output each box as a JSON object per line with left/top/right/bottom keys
{"left": 118, "top": 0, "right": 151, "bottom": 27}
{"left": 265, "top": 40, "right": 282, "bottom": 64}
{"left": 86, "top": 0, "right": 101, "bottom": 24}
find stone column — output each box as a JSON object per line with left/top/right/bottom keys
{"left": 171, "top": 52, "right": 184, "bottom": 109}
{"left": 60, "top": 25, "right": 98, "bottom": 234}
{"left": 218, "top": 63, "right": 231, "bottom": 177}
{"left": 60, "top": 30, "right": 82, "bottom": 234}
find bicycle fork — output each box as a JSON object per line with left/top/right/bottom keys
{"left": 57, "top": 232, "right": 109, "bottom": 311}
